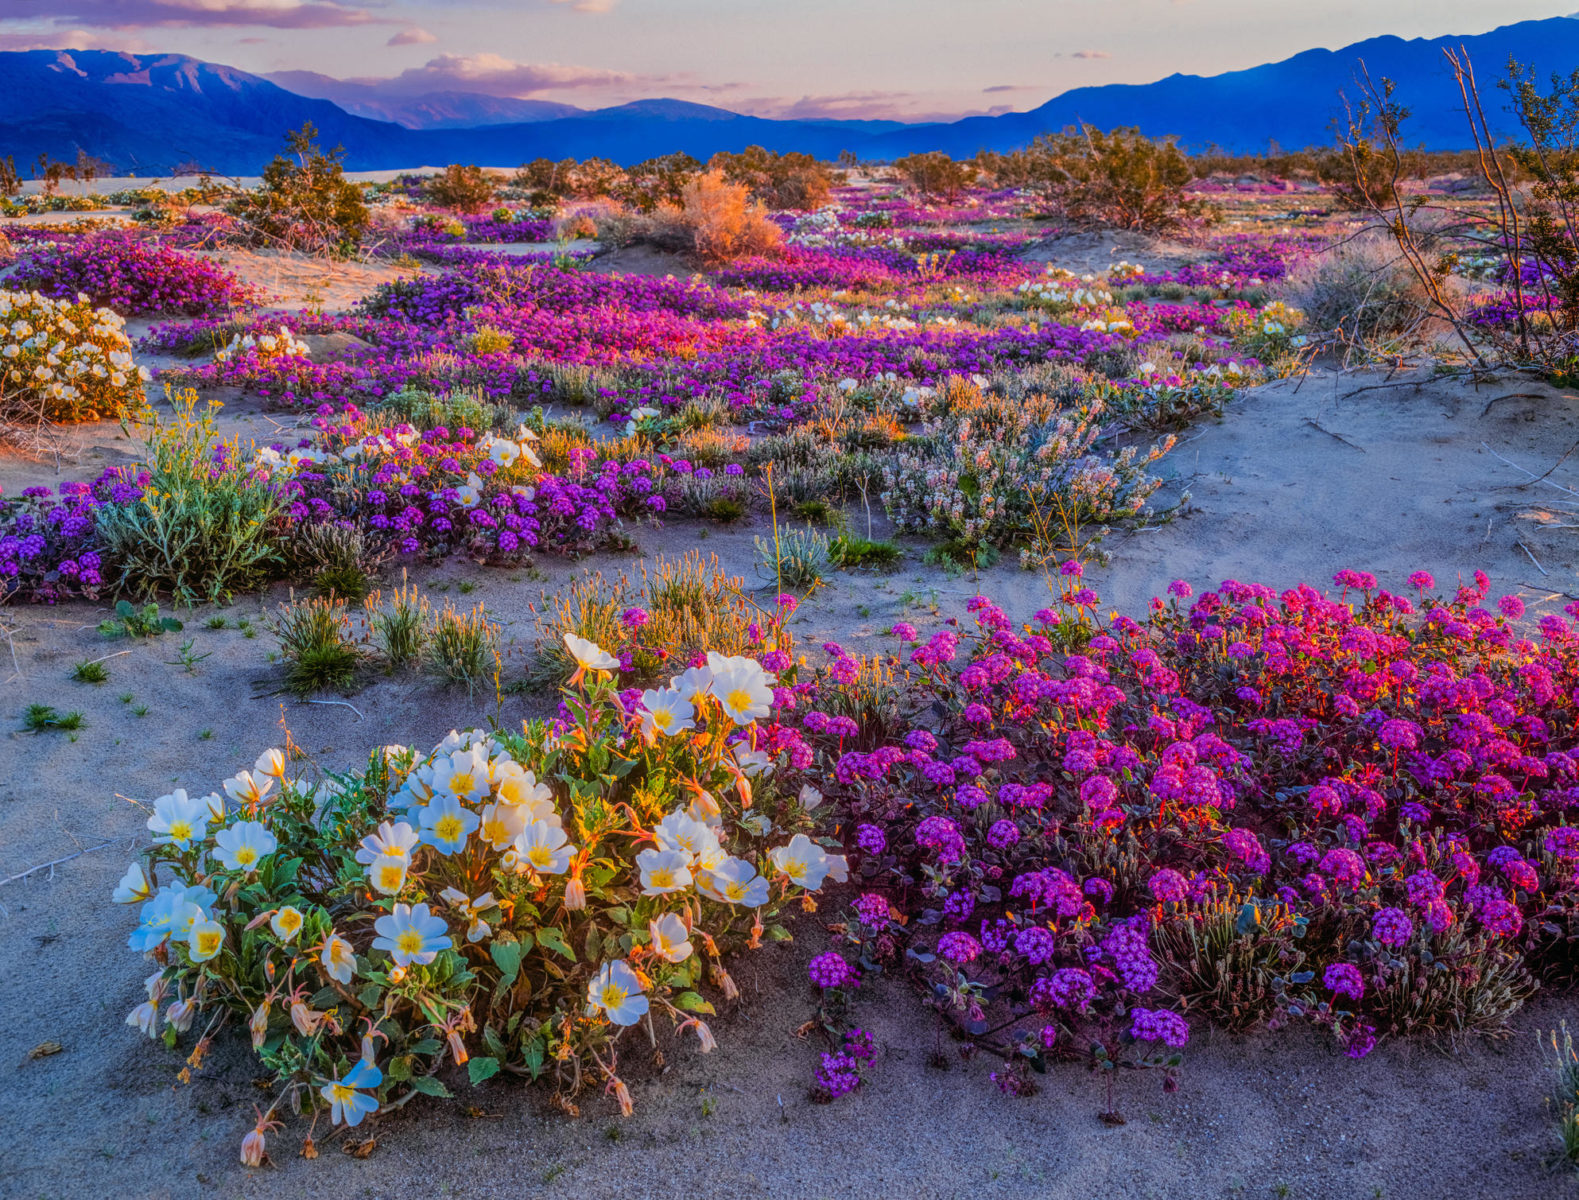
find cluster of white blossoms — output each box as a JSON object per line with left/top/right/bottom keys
{"left": 213, "top": 325, "right": 310, "bottom": 365}
{"left": 0, "top": 289, "right": 150, "bottom": 418}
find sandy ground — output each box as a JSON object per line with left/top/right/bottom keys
{"left": 5, "top": 236, "right": 1579, "bottom": 1196}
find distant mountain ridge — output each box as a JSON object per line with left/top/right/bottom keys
{"left": 2, "top": 18, "right": 1578, "bottom": 174}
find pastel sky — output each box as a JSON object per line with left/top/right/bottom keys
{"left": 0, "top": 0, "right": 1572, "bottom": 120}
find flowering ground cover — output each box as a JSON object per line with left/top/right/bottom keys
{"left": 6, "top": 170, "right": 1578, "bottom": 1195}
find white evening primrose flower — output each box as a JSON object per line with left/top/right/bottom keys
{"left": 439, "top": 887, "right": 496, "bottom": 943}
{"left": 222, "top": 769, "right": 273, "bottom": 808}
{"left": 270, "top": 906, "right": 305, "bottom": 943}
{"left": 321, "top": 932, "right": 356, "bottom": 985}
{"left": 637, "top": 847, "right": 693, "bottom": 896}
{"left": 708, "top": 659, "right": 775, "bottom": 726}
{"left": 647, "top": 912, "right": 693, "bottom": 963}
{"left": 432, "top": 744, "right": 491, "bottom": 804}
{"left": 697, "top": 857, "right": 770, "bottom": 907}
{"left": 477, "top": 800, "right": 528, "bottom": 850}
{"left": 255, "top": 748, "right": 288, "bottom": 779}
{"left": 356, "top": 819, "right": 420, "bottom": 865}
{"left": 587, "top": 959, "right": 648, "bottom": 1026}
{"left": 630, "top": 406, "right": 660, "bottom": 421}
{"left": 372, "top": 901, "right": 452, "bottom": 967}
{"left": 148, "top": 789, "right": 212, "bottom": 849}
{"left": 367, "top": 852, "right": 409, "bottom": 896}
{"left": 127, "top": 884, "right": 213, "bottom": 952}
{"left": 212, "top": 820, "right": 278, "bottom": 874}
{"left": 510, "top": 819, "right": 574, "bottom": 875}
{"left": 417, "top": 795, "right": 480, "bottom": 855}
{"left": 485, "top": 435, "right": 519, "bottom": 468}
{"left": 685, "top": 790, "right": 724, "bottom": 829}
{"left": 731, "top": 745, "right": 773, "bottom": 778}
{"left": 321, "top": 1059, "right": 382, "bottom": 1127}
{"left": 669, "top": 664, "right": 713, "bottom": 703}
{"left": 188, "top": 916, "right": 226, "bottom": 963}
{"left": 638, "top": 687, "right": 694, "bottom": 743}
{"left": 113, "top": 861, "right": 151, "bottom": 904}
{"left": 455, "top": 472, "right": 484, "bottom": 508}
{"left": 491, "top": 760, "right": 553, "bottom": 810}
{"left": 797, "top": 784, "right": 824, "bottom": 813}
{"left": 564, "top": 633, "right": 618, "bottom": 677}
{"left": 654, "top": 810, "right": 721, "bottom": 867}
{"left": 769, "top": 833, "right": 841, "bottom": 890}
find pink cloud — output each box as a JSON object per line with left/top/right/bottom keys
{"left": 387, "top": 27, "right": 437, "bottom": 46}
{"left": 7, "top": 0, "right": 376, "bottom": 30}
{"left": 374, "top": 52, "right": 643, "bottom": 96}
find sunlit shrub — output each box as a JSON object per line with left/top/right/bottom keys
{"left": 117, "top": 653, "right": 841, "bottom": 1157}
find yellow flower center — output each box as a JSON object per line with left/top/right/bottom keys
{"left": 377, "top": 863, "right": 405, "bottom": 890}
{"left": 650, "top": 868, "right": 675, "bottom": 889}
{"left": 653, "top": 710, "right": 673, "bottom": 731}
{"left": 330, "top": 1083, "right": 355, "bottom": 1103}
{"left": 727, "top": 688, "right": 753, "bottom": 712}
{"left": 725, "top": 881, "right": 747, "bottom": 900}
{"left": 447, "top": 772, "right": 476, "bottom": 796}
{"left": 396, "top": 930, "right": 425, "bottom": 956}
{"left": 279, "top": 911, "right": 301, "bottom": 933}
{"left": 435, "top": 814, "right": 465, "bottom": 842}
{"left": 528, "top": 847, "right": 552, "bottom": 868}
{"left": 236, "top": 846, "right": 257, "bottom": 866}
{"left": 600, "top": 984, "right": 627, "bottom": 1010}
{"left": 169, "top": 820, "right": 192, "bottom": 841}
{"left": 196, "top": 931, "right": 221, "bottom": 956}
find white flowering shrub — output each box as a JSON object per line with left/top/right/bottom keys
{"left": 118, "top": 644, "right": 840, "bottom": 1159}
{"left": 213, "top": 325, "right": 311, "bottom": 365}
{"left": 0, "top": 289, "right": 150, "bottom": 423}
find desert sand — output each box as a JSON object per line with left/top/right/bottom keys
{"left": 4, "top": 359, "right": 1579, "bottom": 1198}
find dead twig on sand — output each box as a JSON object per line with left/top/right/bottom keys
{"left": 305, "top": 698, "right": 364, "bottom": 721}
{"left": 1484, "top": 442, "right": 1579, "bottom": 499}
{"left": 1517, "top": 540, "right": 1549, "bottom": 576}
{"left": 0, "top": 836, "right": 134, "bottom": 889}
{"left": 1303, "top": 419, "right": 1365, "bottom": 452}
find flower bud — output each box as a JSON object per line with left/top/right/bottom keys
{"left": 611, "top": 1076, "right": 633, "bottom": 1117}
{"left": 300, "top": 1135, "right": 318, "bottom": 1160}
{"left": 127, "top": 1000, "right": 159, "bottom": 1038}
{"left": 447, "top": 1029, "right": 469, "bottom": 1065}
{"left": 240, "top": 1127, "right": 266, "bottom": 1168}
{"left": 166, "top": 997, "right": 196, "bottom": 1033}
{"left": 694, "top": 1020, "right": 717, "bottom": 1053}
{"left": 563, "top": 875, "right": 586, "bottom": 911}
{"left": 249, "top": 1001, "right": 270, "bottom": 1050}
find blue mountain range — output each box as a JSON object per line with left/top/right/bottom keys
{"left": 1, "top": 17, "right": 1576, "bottom": 175}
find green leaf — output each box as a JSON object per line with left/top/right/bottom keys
{"left": 467, "top": 1056, "right": 501, "bottom": 1086}
{"left": 409, "top": 1038, "right": 443, "bottom": 1056}
{"left": 490, "top": 936, "right": 522, "bottom": 984}
{"left": 357, "top": 983, "right": 383, "bottom": 1009}
{"left": 537, "top": 926, "right": 576, "bottom": 962}
{"left": 767, "top": 924, "right": 792, "bottom": 942}
{"left": 387, "top": 1056, "right": 413, "bottom": 1081}
{"left": 406, "top": 1075, "right": 452, "bottom": 1099}
{"left": 674, "top": 991, "right": 715, "bottom": 1015}
{"left": 584, "top": 924, "right": 602, "bottom": 962}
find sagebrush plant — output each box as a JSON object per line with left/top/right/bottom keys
{"left": 95, "top": 390, "right": 285, "bottom": 605}
{"left": 880, "top": 384, "right": 1173, "bottom": 552}
{"left": 117, "top": 645, "right": 844, "bottom": 1162}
